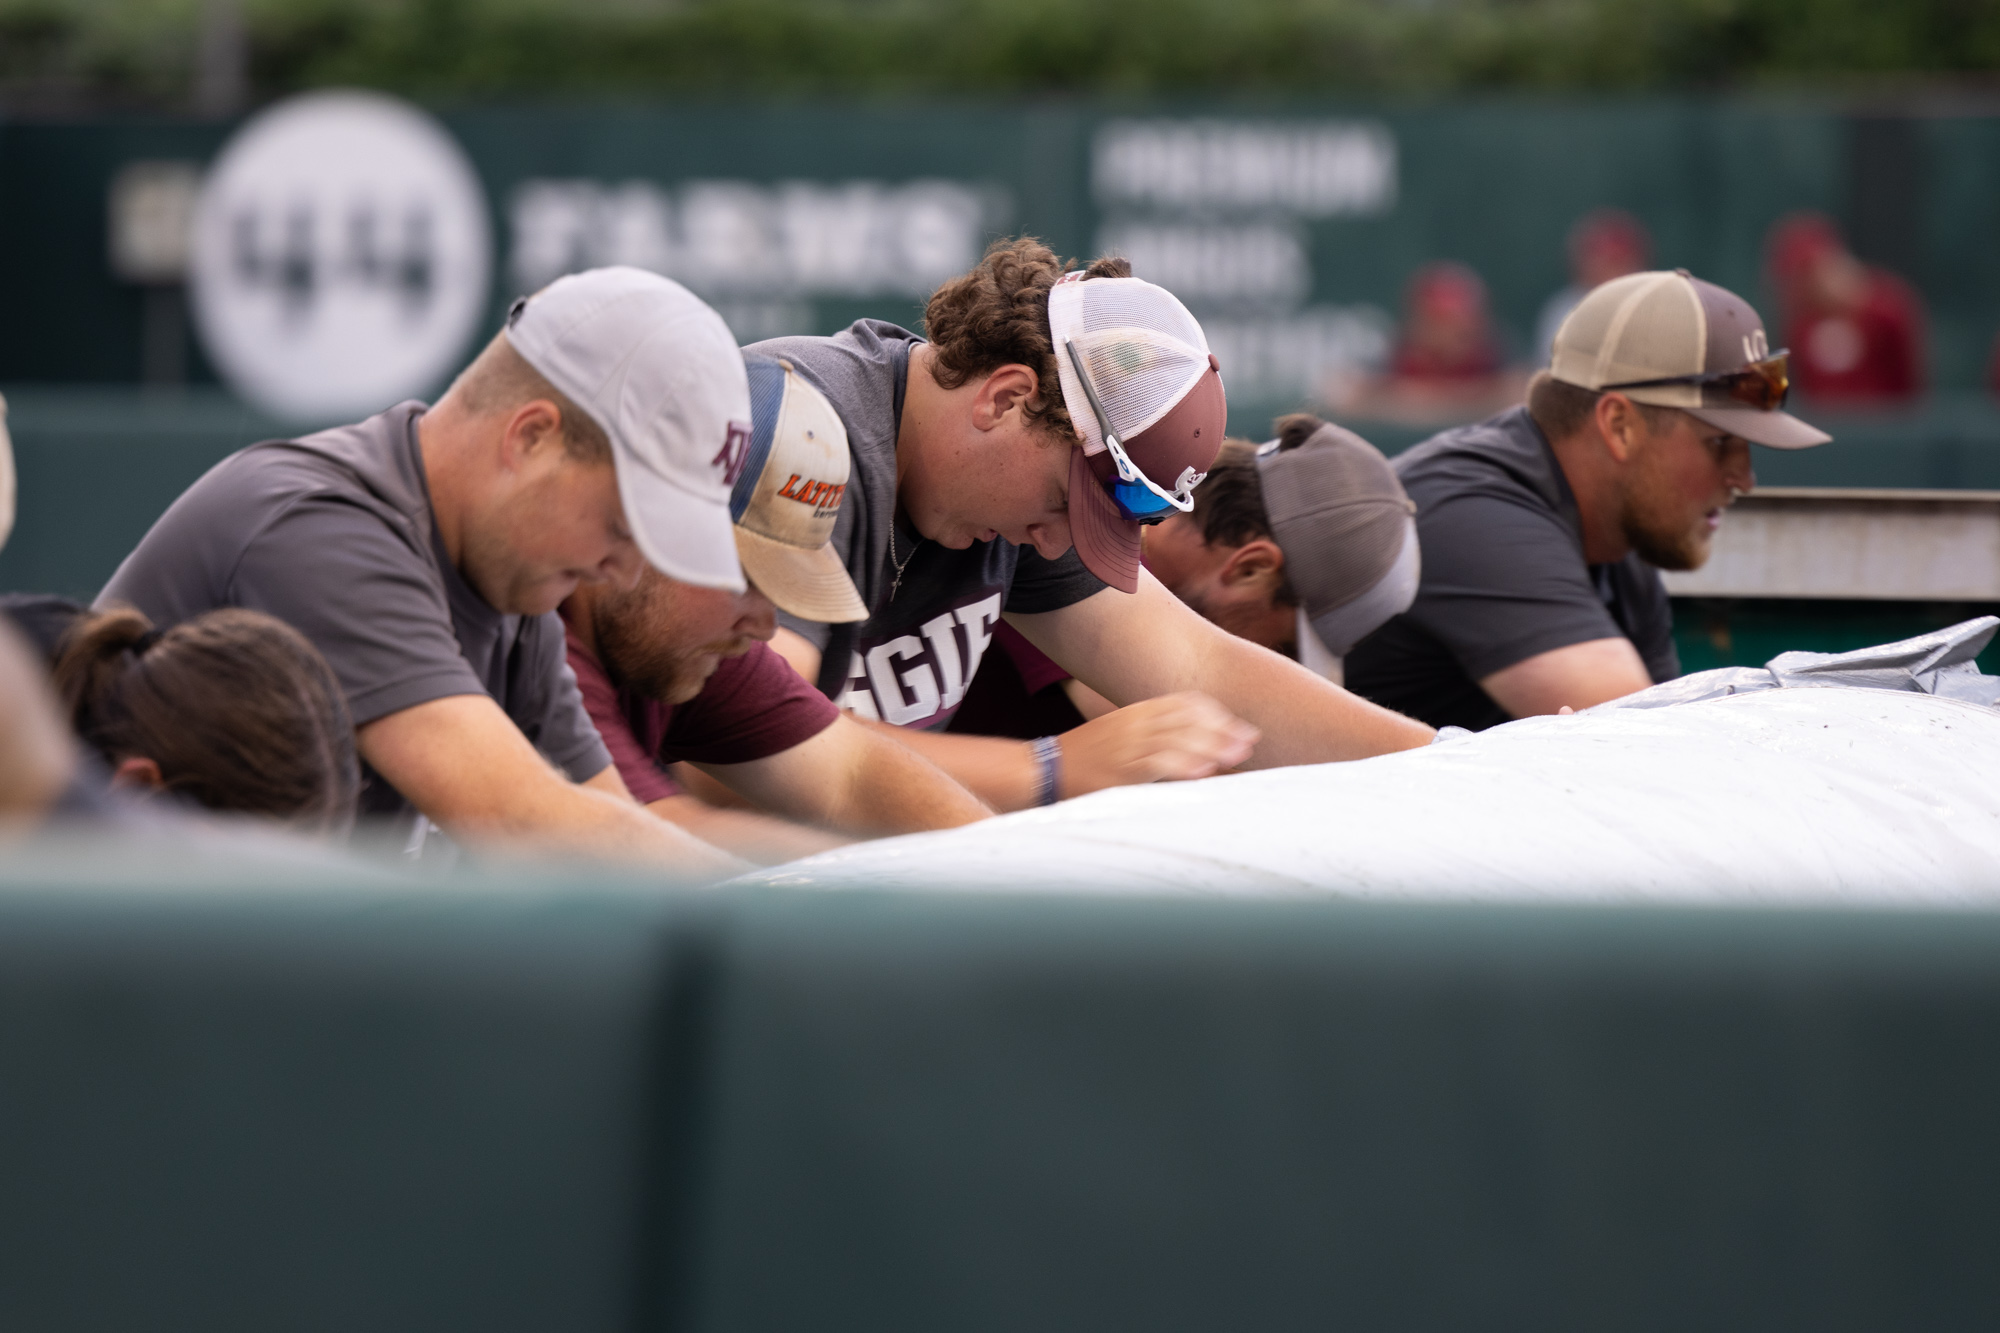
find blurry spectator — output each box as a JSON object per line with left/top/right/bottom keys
{"left": 1536, "top": 209, "right": 1652, "bottom": 364}
{"left": 1765, "top": 212, "right": 1924, "bottom": 406}
{"left": 1334, "top": 262, "right": 1525, "bottom": 424}
{"left": 1392, "top": 261, "right": 1504, "bottom": 382}
{"left": 49, "top": 602, "right": 360, "bottom": 833}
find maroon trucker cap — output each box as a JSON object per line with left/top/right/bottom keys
{"left": 1049, "top": 270, "right": 1228, "bottom": 592}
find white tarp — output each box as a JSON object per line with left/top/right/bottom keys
{"left": 742, "top": 622, "right": 2000, "bottom": 903}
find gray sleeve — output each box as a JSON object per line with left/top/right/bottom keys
{"left": 1620, "top": 560, "right": 1682, "bottom": 683}
{"left": 507, "top": 613, "right": 613, "bottom": 783}
{"left": 227, "top": 498, "right": 488, "bottom": 727}
{"left": 775, "top": 609, "right": 834, "bottom": 653}
{"left": 1404, "top": 491, "right": 1625, "bottom": 681}
{"left": 1003, "top": 547, "right": 1106, "bottom": 614}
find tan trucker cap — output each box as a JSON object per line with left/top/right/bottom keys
{"left": 731, "top": 354, "right": 869, "bottom": 624}
{"left": 1550, "top": 269, "right": 1830, "bottom": 449}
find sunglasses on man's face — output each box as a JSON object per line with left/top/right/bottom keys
{"left": 1064, "top": 340, "right": 1199, "bottom": 526}
{"left": 1603, "top": 351, "right": 1791, "bottom": 412}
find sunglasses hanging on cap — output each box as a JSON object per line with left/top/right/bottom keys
{"left": 1603, "top": 351, "right": 1792, "bottom": 412}
{"left": 1063, "top": 340, "right": 1201, "bottom": 524}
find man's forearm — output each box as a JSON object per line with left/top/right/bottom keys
{"left": 824, "top": 730, "right": 994, "bottom": 833}
{"left": 1009, "top": 578, "right": 1431, "bottom": 767}
{"left": 646, "top": 793, "right": 848, "bottom": 865}
{"left": 1190, "top": 632, "right": 1432, "bottom": 766}
{"left": 853, "top": 719, "right": 1042, "bottom": 813}
{"left": 357, "top": 696, "right": 748, "bottom": 881}
{"left": 452, "top": 774, "right": 751, "bottom": 880}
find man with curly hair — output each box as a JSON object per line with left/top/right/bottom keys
{"left": 749, "top": 238, "right": 1432, "bottom": 811}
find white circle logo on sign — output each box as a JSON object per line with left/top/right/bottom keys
{"left": 190, "top": 90, "right": 491, "bottom": 421}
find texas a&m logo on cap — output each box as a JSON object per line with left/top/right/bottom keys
{"left": 712, "top": 420, "right": 753, "bottom": 486}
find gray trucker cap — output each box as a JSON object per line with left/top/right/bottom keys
{"left": 1254, "top": 419, "right": 1419, "bottom": 657}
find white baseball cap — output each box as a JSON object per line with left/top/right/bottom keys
{"left": 733, "top": 355, "right": 868, "bottom": 623}
{"left": 505, "top": 267, "right": 752, "bottom": 591}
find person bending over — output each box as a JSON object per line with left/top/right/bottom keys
{"left": 751, "top": 238, "right": 1432, "bottom": 812}
{"left": 1345, "top": 269, "right": 1832, "bottom": 729}
{"left": 561, "top": 356, "right": 989, "bottom": 864}
{"left": 952, "top": 413, "right": 1419, "bottom": 736}
{"left": 51, "top": 603, "right": 358, "bottom": 832}
{"left": 101, "top": 268, "right": 758, "bottom": 877}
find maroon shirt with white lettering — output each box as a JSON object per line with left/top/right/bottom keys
{"left": 564, "top": 624, "right": 840, "bottom": 803}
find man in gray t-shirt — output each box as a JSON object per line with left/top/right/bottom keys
{"left": 1349, "top": 269, "right": 1830, "bottom": 728}
{"left": 102, "top": 268, "right": 759, "bottom": 877}
{"left": 752, "top": 239, "right": 1434, "bottom": 813}
{"left": 103, "top": 402, "right": 606, "bottom": 819}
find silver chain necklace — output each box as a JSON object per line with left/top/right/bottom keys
{"left": 888, "top": 522, "right": 921, "bottom": 600}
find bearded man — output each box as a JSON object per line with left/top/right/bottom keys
{"left": 1345, "top": 269, "right": 1832, "bottom": 730}
{"left": 560, "top": 355, "right": 989, "bottom": 864}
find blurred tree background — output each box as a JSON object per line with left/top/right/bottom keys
{"left": 3, "top": 0, "right": 1999, "bottom": 111}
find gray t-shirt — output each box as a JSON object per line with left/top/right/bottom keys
{"left": 1344, "top": 405, "right": 1679, "bottom": 732}
{"left": 748, "top": 321, "right": 1104, "bottom": 729}
{"left": 99, "top": 402, "right": 612, "bottom": 816}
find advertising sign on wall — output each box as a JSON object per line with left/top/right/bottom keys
{"left": 189, "top": 91, "right": 492, "bottom": 420}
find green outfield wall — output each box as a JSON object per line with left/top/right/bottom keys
{"left": 6, "top": 865, "right": 2000, "bottom": 1330}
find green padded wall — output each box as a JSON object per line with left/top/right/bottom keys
{"left": 678, "top": 891, "right": 2000, "bottom": 1333}
{"left": 0, "top": 868, "right": 705, "bottom": 1333}
{"left": 6, "top": 862, "right": 2000, "bottom": 1330}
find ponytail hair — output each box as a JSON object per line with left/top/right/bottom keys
{"left": 53, "top": 604, "right": 359, "bottom": 834}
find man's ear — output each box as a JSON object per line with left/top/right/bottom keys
{"left": 971, "top": 364, "right": 1042, "bottom": 432}
{"left": 499, "top": 398, "right": 566, "bottom": 469}
{"left": 110, "top": 755, "right": 164, "bottom": 791}
{"left": 1219, "top": 538, "right": 1286, "bottom": 593}
{"left": 1594, "top": 392, "right": 1644, "bottom": 464}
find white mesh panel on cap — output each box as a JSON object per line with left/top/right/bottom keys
{"left": 1078, "top": 330, "right": 1208, "bottom": 442}
{"left": 1079, "top": 279, "right": 1207, "bottom": 349}
{"left": 1049, "top": 273, "right": 1212, "bottom": 455}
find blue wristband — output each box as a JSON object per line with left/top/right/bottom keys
{"left": 1030, "top": 735, "right": 1063, "bottom": 807}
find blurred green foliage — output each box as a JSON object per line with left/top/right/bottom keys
{"left": 4, "top": 0, "right": 1999, "bottom": 109}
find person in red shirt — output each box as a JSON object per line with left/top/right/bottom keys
{"left": 1335, "top": 261, "right": 1527, "bottom": 424}
{"left": 1765, "top": 213, "right": 1925, "bottom": 406}
{"left": 561, "top": 356, "right": 989, "bottom": 864}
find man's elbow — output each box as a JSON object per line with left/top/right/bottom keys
{"left": 1480, "top": 638, "right": 1655, "bottom": 719}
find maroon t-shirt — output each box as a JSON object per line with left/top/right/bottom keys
{"left": 565, "top": 626, "right": 840, "bottom": 803}
{"left": 1786, "top": 272, "right": 1925, "bottom": 405}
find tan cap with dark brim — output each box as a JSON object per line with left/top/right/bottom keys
{"left": 1551, "top": 268, "right": 1832, "bottom": 450}
{"left": 732, "top": 355, "right": 869, "bottom": 624}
